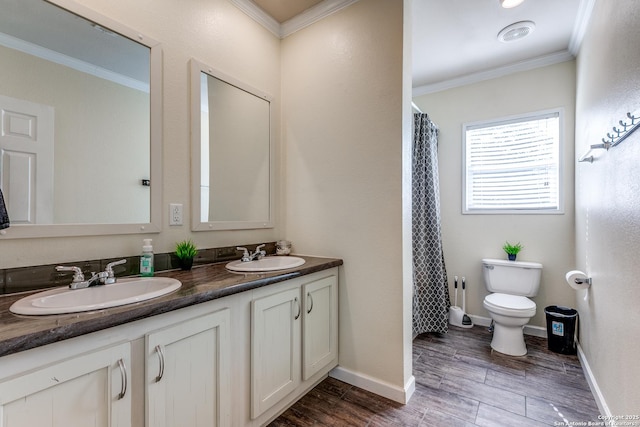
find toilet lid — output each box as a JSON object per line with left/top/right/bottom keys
{"left": 485, "top": 293, "right": 536, "bottom": 311}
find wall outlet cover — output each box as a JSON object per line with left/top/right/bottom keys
{"left": 169, "top": 203, "right": 183, "bottom": 226}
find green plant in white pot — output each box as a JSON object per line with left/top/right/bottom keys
{"left": 502, "top": 241, "right": 523, "bottom": 261}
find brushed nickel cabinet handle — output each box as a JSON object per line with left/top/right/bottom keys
{"left": 117, "top": 358, "right": 128, "bottom": 400}
{"left": 307, "top": 293, "right": 314, "bottom": 314}
{"left": 155, "top": 345, "right": 165, "bottom": 383}
{"left": 294, "top": 297, "right": 301, "bottom": 320}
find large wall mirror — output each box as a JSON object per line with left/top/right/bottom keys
{"left": 190, "top": 59, "right": 273, "bottom": 231}
{"left": 0, "top": 0, "right": 162, "bottom": 238}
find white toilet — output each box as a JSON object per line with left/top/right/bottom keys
{"left": 481, "top": 258, "right": 543, "bottom": 356}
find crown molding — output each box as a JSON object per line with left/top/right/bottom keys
{"left": 569, "top": 0, "right": 596, "bottom": 55}
{"left": 229, "top": 0, "right": 281, "bottom": 37}
{"left": 0, "top": 31, "right": 148, "bottom": 92}
{"left": 413, "top": 0, "right": 593, "bottom": 97}
{"left": 412, "top": 50, "right": 575, "bottom": 97}
{"left": 230, "top": 0, "right": 358, "bottom": 39}
{"left": 280, "top": 0, "right": 359, "bottom": 38}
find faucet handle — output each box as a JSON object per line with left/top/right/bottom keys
{"left": 254, "top": 244, "right": 266, "bottom": 259}
{"left": 105, "top": 259, "right": 127, "bottom": 275}
{"left": 56, "top": 265, "right": 85, "bottom": 282}
{"left": 237, "top": 247, "right": 250, "bottom": 261}
{"left": 104, "top": 259, "right": 126, "bottom": 284}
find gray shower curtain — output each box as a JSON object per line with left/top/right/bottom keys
{"left": 412, "top": 113, "right": 450, "bottom": 335}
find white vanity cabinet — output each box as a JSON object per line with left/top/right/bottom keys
{"left": 0, "top": 263, "right": 340, "bottom": 427}
{"left": 0, "top": 303, "right": 231, "bottom": 427}
{"left": 251, "top": 287, "right": 302, "bottom": 418}
{"left": 251, "top": 270, "right": 338, "bottom": 420}
{"left": 145, "top": 309, "right": 231, "bottom": 427}
{"left": 302, "top": 275, "right": 338, "bottom": 381}
{"left": 0, "top": 342, "right": 131, "bottom": 427}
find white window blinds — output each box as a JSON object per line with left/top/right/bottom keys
{"left": 464, "top": 111, "right": 561, "bottom": 213}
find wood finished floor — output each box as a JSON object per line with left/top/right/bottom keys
{"left": 270, "top": 325, "right": 601, "bottom": 426}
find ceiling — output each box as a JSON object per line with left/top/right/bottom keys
{"left": 251, "top": 0, "right": 324, "bottom": 23}
{"left": 1, "top": 0, "right": 150, "bottom": 87}
{"left": 1, "top": 0, "right": 590, "bottom": 96}
{"left": 247, "top": 0, "right": 590, "bottom": 95}
{"left": 412, "top": 0, "right": 588, "bottom": 94}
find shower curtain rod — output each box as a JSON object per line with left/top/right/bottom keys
{"left": 411, "top": 101, "right": 423, "bottom": 114}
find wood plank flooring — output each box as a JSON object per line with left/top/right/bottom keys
{"left": 269, "top": 325, "right": 601, "bottom": 426}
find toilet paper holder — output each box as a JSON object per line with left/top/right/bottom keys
{"left": 573, "top": 276, "right": 592, "bottom": 286}
{"left": 565, "top": 270, "right": 592, "bottom": 290}
{"left": 565, "top": 270, "right": 591, "bottom": 301}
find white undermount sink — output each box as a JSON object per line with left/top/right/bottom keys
{"left": 226, "top": 256, "right": 306, "bottom": 272}
{"left": 10, "top": 277, "right": 182, "bottom": 316}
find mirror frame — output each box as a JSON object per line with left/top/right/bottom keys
{"left": 0, "top": 0, "right": 162, "bottom": 239}
{"left": 190, "top": 58, "right": 274, "bottom": 231}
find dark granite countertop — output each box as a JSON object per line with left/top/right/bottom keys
{"left": 0, "top": 255, "right": 342, "bottom": 357}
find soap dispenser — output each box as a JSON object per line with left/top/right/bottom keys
{"left": 140, "top": 238, "right": 154, "bottom": 277}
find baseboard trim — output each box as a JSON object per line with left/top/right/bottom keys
{"left": 469, "top": 314, "right": 491, "bottom": 327}
{"left": 524, "top": 324, "right": 547, "bottom": 338}
{"left": 329, "top": 366, "right": 415, "bottom": 404}
{"left": 577, "top": 342, "right": 609, "bottom": 418}
{"left": 468, "top": 314, "right": 547, "bottom": 338}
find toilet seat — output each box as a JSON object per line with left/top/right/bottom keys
{"left": 484, "top": 293, "right": 536, "bottom": 317}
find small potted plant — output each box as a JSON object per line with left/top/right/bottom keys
{"left": 175, "top": 239, "right": 198, "bottom": 270}
{"left": 502, "top": 241, "right": 523, "bottom": 261}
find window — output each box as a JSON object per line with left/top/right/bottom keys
{"left": 463, "top": 110, "right": 562, "bottom": 214}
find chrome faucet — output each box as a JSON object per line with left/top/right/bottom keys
{"left": 56, "top": 259, "right": 127, "bottom": 289}
{"left": 237, "top": 244, "right": 266, "bottom": 262}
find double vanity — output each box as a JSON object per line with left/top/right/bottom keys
{"left": 0, "top": 255, "right": 342, "bottom": 426}
{"left": 0, "top": 1, "right": 337, "bottom": 425}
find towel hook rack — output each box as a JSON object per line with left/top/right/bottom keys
{"left": 579, "top": 110, "right": 640, "bottom": 163}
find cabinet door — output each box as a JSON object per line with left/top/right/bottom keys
{"left": 251, "top": 287, "right": 301, "bottom": 419}
{"left": 0, "top": 342, "right": 131, "bottom": 427}
{"left": 146, "top": 309, "right": 231, "bottom": 427}
{"left": 303, "top": 274, "right": 338, "bottom": 380}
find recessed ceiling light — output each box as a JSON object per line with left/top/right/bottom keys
{"left": 500, "top": 0, "right": 525, "bottom": 8}
{"left": 497, "top": 20, "right": 536, "bottom": 42}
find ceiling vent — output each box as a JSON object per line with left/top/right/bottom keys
{"left": 497, "top": 21, "right": 536, "bottom": 42}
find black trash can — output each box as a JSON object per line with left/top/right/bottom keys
{"left": 544, "top": 306, "right": 578, "bottom": 355}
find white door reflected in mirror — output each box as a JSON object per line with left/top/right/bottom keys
{"left": 0, "top": 0, "right": 162, "bottom": 238}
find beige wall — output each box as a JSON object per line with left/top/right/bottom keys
{"left": 575, "top": 0, "right": 640, "bottom": 414}
{"left": 413, "top": 61, "right": 577, "bottom": 328}
{"left": 0, "top": 0, "right": 413, "bottom": 405}
{"left": 282, "top": 0, "right": 412, "bottom": 401}
{"left": 0, "top": 0, "right": 282, "bottom": 267}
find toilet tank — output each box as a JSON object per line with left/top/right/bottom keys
{"left": 481, "top": 258, "right": 543, "bottom": 297}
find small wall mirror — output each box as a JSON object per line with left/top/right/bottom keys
{"left": 0, "top": 0, "right": 162, "bottom": 238}
{"left": 190, "top": 59, "right": 273, "bottom": 231}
